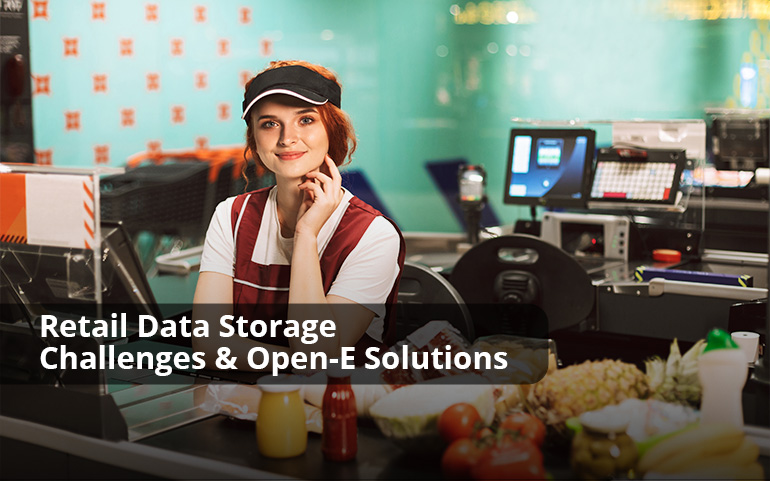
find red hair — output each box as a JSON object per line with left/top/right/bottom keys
{"left": 242, "top": 60, "right": 357, "bottom": 177}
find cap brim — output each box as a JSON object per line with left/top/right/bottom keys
{"left": 241, "top": 88, "right": 328, "bottom": 120}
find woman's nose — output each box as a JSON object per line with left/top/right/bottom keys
{"left": 279, "top": 125, "right": 298, "bottom": 146}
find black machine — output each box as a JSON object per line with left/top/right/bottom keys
{"left": 711, "top": 116, "right": 769, "bottom": 171}
{"left": 449, "top": 234, "right": 594, "bottom": 338}
{"left": 0, "top": 1, "right": 34, "bottom": 164}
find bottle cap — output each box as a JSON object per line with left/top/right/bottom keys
{"left": 326, "top": 361, "right": 352, "bottom": 379}
{"left": 703, "top": 328, "right": 739, "bottom": 353}
{"left": 257, "top": 374, "right": 301, "bottom": 392}
{"left": 652, "top": 249, "right": 682, "bottom": 263}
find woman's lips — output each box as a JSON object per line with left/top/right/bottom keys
{"left": 276, "top": 151, "right": 305, "bottom": 161}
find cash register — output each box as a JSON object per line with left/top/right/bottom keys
{"left": 502, "top": 127, "right": 683, "bottom": 276}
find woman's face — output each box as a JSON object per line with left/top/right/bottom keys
{"left": 250, "top": 95, "right": 329, "bottom": 181}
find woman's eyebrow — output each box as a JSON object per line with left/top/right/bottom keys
{"left": 257, "top": 108, "right": 318, "bottom": 121}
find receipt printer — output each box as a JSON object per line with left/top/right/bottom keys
{"left": 540, "top": 212, "right": 631, "bottom": 261}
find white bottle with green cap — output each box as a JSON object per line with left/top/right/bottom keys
{"left": 697, "top": 328, "right": 748, "bottom": 427}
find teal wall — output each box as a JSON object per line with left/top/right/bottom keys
{"left": 27, "top": 0, "right": 766, "bottom": 231}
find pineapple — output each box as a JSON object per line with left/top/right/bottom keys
{"left": 523, "top": 340, "right": 706, "bottom": 437}
{"left": 644, "top": 338, "right": 706, "bottom": 407}
{"left": 526, "top": 359, "right": 649, "bottom": 431}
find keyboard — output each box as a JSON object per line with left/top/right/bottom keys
{"left": 591, "top": 160, "right": 677, "bottom": 202}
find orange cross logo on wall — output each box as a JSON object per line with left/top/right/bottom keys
{"left": 146, "top": 73, "right": 160, "bottom": 91}
{"left": 147, "top": 141, "right": 162, "bottom": 155}
{"left": 240, "top": 7, "right": 251, "bottom": 24}
{"left": 93, "top": 74, "right": 107, "bottom": 93}
{"left": 35, "top": 150, "right": 53, "bottom": 165}
{"left": 33, "top": 75, "right": 51, "bottom": 95}
{"left": 240, "top": 71, "right": 252, "bottom": 87}
{"left": 195, "top": 72, "right": 207, "bottom": 89}
{"left": 260, "top": 38, "right": 273, "bottom": 57}
{"left": 120, "top": 39, "right": 133, "bottom": 57}
{"left": 171, "top": 39, "right": 184, "bottom": 56}
{"left": 218, "top": 39, "right": 230, "bottom": 57}
{"left": 218, "top": 103, "right": 230, "bottom": 120}
{"left": 65, "top": 111, "right": 81, "bottom": 131}
{"left": 121, "top": 108, "right": 135, "bottom": 127}
{"left": 32, "top": 0, "right": 49, "bottom": 20}
{"left": 171, "top": 106, "right": 185, "bottom": 124}
{"left": 196, "top": 137, "right": 209, "bottom": 150}
{"left": 195, "top": 6, "right": 206, "bottom": 22}
{"left": 63, "top": 38, "right": 79, "bottom": 57}
{"left": 146, "top": 4, "right": 158, "bottom": 21}
{"left": 92, "top": 2, "right": 106, "bottom": 20}
{"left": 94, "top": 145, "right": 110, "bottom": 164}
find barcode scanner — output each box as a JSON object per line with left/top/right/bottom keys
{"left": 458, "top": 164, "right": 487, "bottom": 244}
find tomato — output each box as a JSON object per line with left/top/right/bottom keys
{"left": 470, "top": 441, "right": 546, "bottom": 480}
{"left": 441, "top": 438, "right": 483, "bottom": 480}
{"left": 438, "top": 403, "right": 482, "bottom": 443}
{"left": 500, "top": 412, "right": 546, "bottom": 447}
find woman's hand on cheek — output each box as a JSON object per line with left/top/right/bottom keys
{"left": 295, "top": 155, "right": 342, "bottom": 238}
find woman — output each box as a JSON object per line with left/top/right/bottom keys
{"left": 192, "top": 60, "right": 404, "bottom": 369}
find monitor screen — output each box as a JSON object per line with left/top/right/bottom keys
{"left": 503, "top": 128, "right": 595, "bottom": 207}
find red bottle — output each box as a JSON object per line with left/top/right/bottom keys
{"left": 321, "top": 368, "right": 357, "bottom": 462}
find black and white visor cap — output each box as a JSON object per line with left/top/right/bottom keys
{"left": 241, "top": 65, "right": 342, "bottom": 121}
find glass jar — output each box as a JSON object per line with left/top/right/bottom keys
{"left": 321, "top": 370, "right": 357, "bottom": 462}
{"left": 256, "top": 376, "right": 307, "bottom": 458}
{"left": 571, "top": 427, "right": 637, "bottom": 480}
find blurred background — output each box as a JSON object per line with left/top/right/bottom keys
{"left": 5, "top": 0, "right": 768, "bottom": 231}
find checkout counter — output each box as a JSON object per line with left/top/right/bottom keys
{"left": 0, "top": 229, "right": 562, "bottom": 480}
{"left": 3, "top": 227, "right": 767, "bottom": 479}
{"left": 2, "top": 119, "right": 770, "bottom": 478}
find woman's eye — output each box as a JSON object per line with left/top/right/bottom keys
{"left": 300, "top": 116, "right": 315, "bottom": 125}
{"left": 261, "top": 120, "right": 278, "bottom": 128}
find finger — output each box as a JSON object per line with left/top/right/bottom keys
{"left": 304, "top": 170, "right": 333, "bottom": 188}
{"left": 320, "top": 156, "right": 342, "bottom": 199}
{"left": 325, "top": 155, "right": 342, "bottom": 185}
{"left": 299, "top": 180, "right": 324, "bottom": 200}
{"left": 298, "top": 179, "right": 315, "bottom": 191}
{"left": 306, "top": 170, "right": 338, "bottom": 199}
{"left": 298, "top": 179, "right": 316, "bottom": 197}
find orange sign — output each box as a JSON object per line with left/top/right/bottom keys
{"left": 0, "top": 173, "right": 28, "bottom": 243}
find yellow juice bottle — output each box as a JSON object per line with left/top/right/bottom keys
{"left": 256, "top": 377, "right": 307, "bottom": 458}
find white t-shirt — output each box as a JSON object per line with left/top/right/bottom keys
{"left": 199, "top": 187, "right": 401, "bottom": 341}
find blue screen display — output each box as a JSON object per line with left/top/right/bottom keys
{"left": 504, "top": 129, "right": 594, "bottom": 206}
